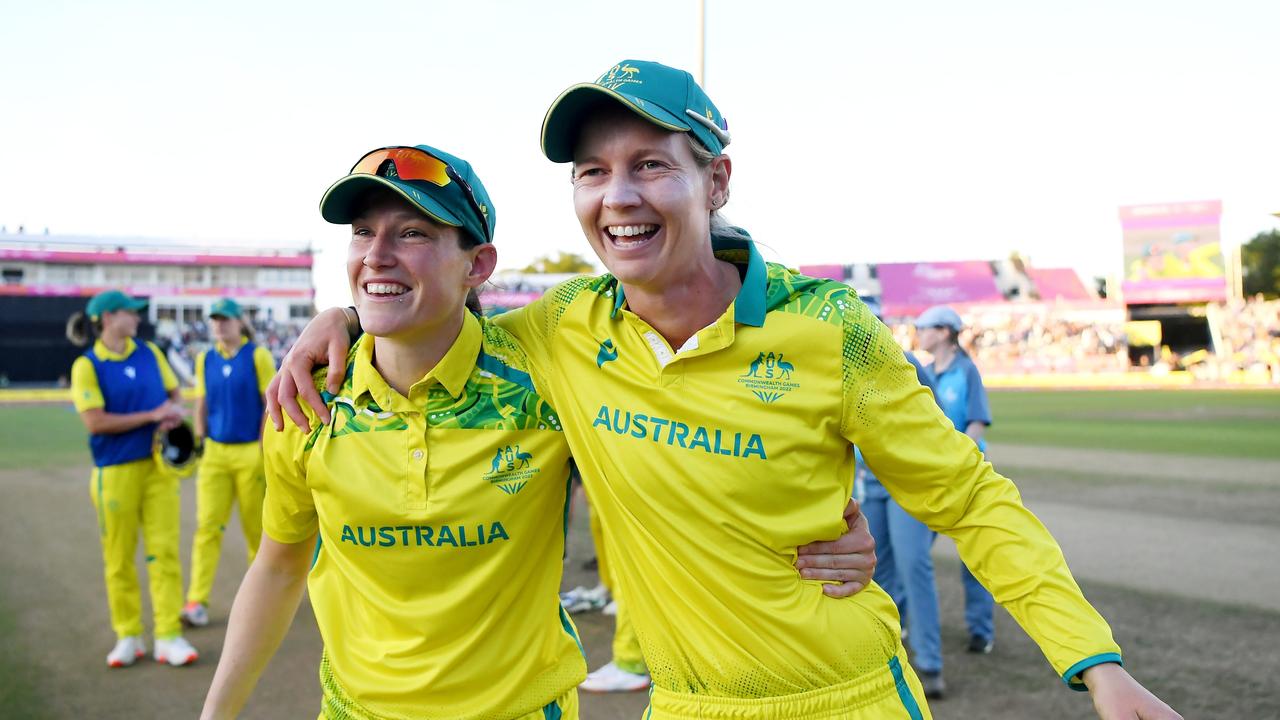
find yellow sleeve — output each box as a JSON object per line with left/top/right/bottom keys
{"left": 492, "top": 276, "right": 597, "bottom": 391}
{"left": 253, "top": 345, "right": 277, "bottom": 395}
{"left": 193, "top": 350, "right": 207, "bottom": 398}
{"left": 839, "top": 304, "right": 1121, "bottom": 689}
{"left": 145, "top": 342, "right": 179, "bottom": 392}
{"left": 261, "top": 398, "right": 319, "bottom": 544}
{"left": 70, "top": 355, "right": 104, "bottom": 412}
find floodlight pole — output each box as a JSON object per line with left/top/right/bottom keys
{"left": 698, "top": 0, "right": 707, "bottom": 87}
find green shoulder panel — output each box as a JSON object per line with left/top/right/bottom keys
{"left": 763, "top": 262, "right": 862, "bottom": 326}
{"left": 426, "top": 320, "right": 564, "bottom": 432}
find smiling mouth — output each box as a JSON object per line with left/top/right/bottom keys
{"left": 605, "top": 224, "right": 659, "bottom": 248}
{"left": 364, "top": 282, "right": 409, "bottom": 297}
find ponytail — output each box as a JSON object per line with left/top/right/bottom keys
{"left": 66, "top": 312, "right": 96, "bottom": 347}
{"left": 465, "top": 288, "right": 483, "bottom": 315}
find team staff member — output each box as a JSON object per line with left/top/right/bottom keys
{"left": 914, "top": 305, "right": 997, "bottom": 655}
{"left": 273, "top": 60, "right": 1180, "bottom": 719}
{"left": 206, "top": 144, "right": 875, "bottom": 720}
{"left": 68, "top": 290, "right": 199, "bottom": 668}
{"left": 180, "top": 298, "right": 275, "bottom": 628}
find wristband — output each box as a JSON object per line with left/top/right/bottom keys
{"left": 342, "top": 306, "right": 362, "bottom": 342}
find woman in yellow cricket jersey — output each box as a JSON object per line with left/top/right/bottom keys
{"left": 275, "top": 61, "right": 1183, "bottom": 720}
{"left": 200, "top": 144, "right": 587, "bottom": 720}
{"left": 67, "top": 290, "right": 200, "bottom": 668}
{"left": 180, "top": 297, "right": 275, "bottom": 628}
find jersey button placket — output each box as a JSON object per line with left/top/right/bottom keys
{"left": 402, "top": 409, "right": 428, "bottom": 510}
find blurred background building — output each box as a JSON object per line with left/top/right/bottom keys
{"left": 0, "top": 230, "right": 313, "bottom": 386}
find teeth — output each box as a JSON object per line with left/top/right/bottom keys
{"left": 365, "top": 282, "right": 408, "bottom": 296}
{"left": 607, "top": 224, "right": 657, "bottom": 237}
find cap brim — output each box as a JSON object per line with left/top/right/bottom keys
{"left": 541, "top": 83, "right": 691, "bottom": 163}
{"left": 125, "top": 298, "right": 148, "bottom": 311}
{"left": 319, "top": 175, "right": 464, "bottom": 228}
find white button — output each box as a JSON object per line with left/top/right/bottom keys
{"left": 412, "top": 450, "right": 424, "bottom": 461}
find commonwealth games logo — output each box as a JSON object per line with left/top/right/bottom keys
{"left": 482, "top": 444, "right": 541, "bottom": 495}
{"left": 737, "top": 351, "right": 798, "bottom": 404}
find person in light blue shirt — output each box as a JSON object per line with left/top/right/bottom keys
{"left": 856, "top": 349, "right": 947, "bottom": 698}
{"left": 915, "top": 305, "right": 996, "bottom": 655}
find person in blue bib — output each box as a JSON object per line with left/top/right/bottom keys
{"left": 67, "top": 290, "right": 200, "bottom": 667}
{"left": 181, "top": 298, "right": 276, "bottom": 628}
{"left": 914, "top": 304, "right": 996, "bottom": 655}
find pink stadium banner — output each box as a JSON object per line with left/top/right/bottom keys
{"left": 877, "top": 261, "right": 1003, "bottom": 318}
{"left": 1118, "top": 200, "right": 1225, "bottom": 304}
{"left": 478, "top": 290, "right": 543, "bottom": 308}
{"left": 0, "top": 247, "right": 312, "bottom": 268}
{"left": 798, "top": 264, "right": 846, "bottom": 281}
{"left": 1027, "top": 267, "right": 1094, "bottom": 302}
{"left": 0, "top": 284, "right": 313, "bottom": 298}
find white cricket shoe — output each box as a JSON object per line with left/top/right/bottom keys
{"left": 559, "top": 584, "right": 610, "bottom": 614}
{"left": 180, "top": 601, "right": 209, "bottom": 628}
{"left": 154, "top": 635, "right": 199, "bottom": 666}
{"left": 602, "top": 600, "right": 618, "bottom": 616}
{"left": 579, "top": 662, "right": 651, "bottom": 693}
{"left": 106, "top": 635, "right": 146, "bottom": 668}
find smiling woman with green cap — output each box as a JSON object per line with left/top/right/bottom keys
{"left": 273, "top": 59, "right": 1181, "bottom": 720}
{"left": 66, "top": 289, "right": 199, "bottom": 668}
{"left": 179, "top": 296, "right": 276, "bottom": 630}
{"left": 200, "top": 144, "right": 591, "bottom": 720}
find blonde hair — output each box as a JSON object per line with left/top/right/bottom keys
{"left": 685, "top": 135, "right": 752, "bottom": 244}
{"left": 65, "top": 312, "right": 98, "bottom": 347}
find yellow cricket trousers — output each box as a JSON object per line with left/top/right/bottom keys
{"left": 89, "top": 458, "right": 183, "bottom": 639}
{"left": 186, "top": 439, "right": 265, "bottom": 605}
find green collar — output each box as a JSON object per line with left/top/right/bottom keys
{"left": 609, "top": 232, "right": 766, "bottom": 328}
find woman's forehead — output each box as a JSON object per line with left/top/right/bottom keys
{"left": 574, "top": 109, "right": 685, "bottom": 158}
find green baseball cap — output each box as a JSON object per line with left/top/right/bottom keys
{"left": 209, "top": 298, "right": 243, "bottom": 320}
{"left": 319, "top": 144, "right": 495, "bottom": 245}
{"left": 86, "top": 290, "right": 147, "bottom": 321}
{"left": 541, "top": 59, "right": 731, "bottom": 163}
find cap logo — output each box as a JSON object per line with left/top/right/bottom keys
{"left": 596, "top": 63, "right": 642, "bottom": 91}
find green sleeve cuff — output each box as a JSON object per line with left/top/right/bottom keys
{"left": 1061, "top": 653, "right": 1123, "bottom": 691}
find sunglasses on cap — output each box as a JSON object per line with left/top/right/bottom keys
{"left": 349, "top": 147, "right": 491, "bottom": 243}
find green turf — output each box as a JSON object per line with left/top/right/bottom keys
{"left": 0, "top": 404, "right": 91, "bottom": 470}
{"left": 2, "top": 390, "right": 1276, "bottom": 469}
{"left": 988, "top": 390, "right": 1280, "bottom": 460}
{"left": 0, "top": 595, "right": 47, "bottom": 719}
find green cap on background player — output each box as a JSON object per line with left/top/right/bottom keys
{"left": 86, "top": 290, "right": 148, "bottom": 321}
{"left": 209, "top": 298, "right": 243, "bottom": 320}
{"left": 541, "top": 59, "right": 731, "bottom": 163}
{"left": 319, "top": 144, "right": 495, "bottom": 245}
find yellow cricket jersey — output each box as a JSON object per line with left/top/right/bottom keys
{"left": 261, "top": 312, "right": 585, "bottom": 720}
{"left": 193, "top": 338, "right": 275, "bottom": 397}
{"left": 495, "top": 236, "right": 1122, "bottom": 704}
{"left": 71, "top": 338, "right": 178, "bottom": 412}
